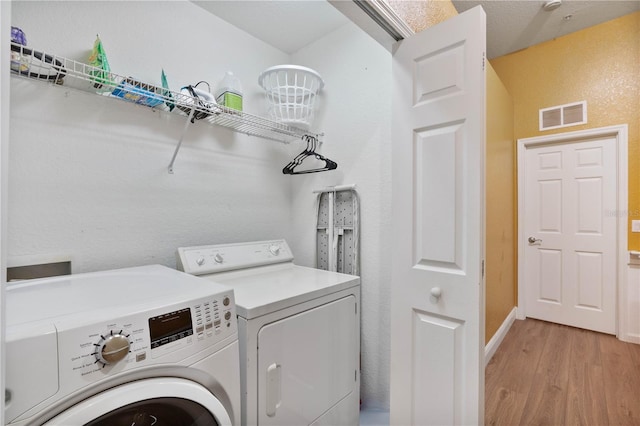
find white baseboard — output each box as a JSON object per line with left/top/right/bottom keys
{"left": 485, "top": 307, "right": 517, "bottom": 366}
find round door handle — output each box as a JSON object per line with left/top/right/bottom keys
{"left": 528, "top": 236, "right": 542, "bottom": 244}
{"left": 430, "top": 287, "right": 442, "bottom": 300}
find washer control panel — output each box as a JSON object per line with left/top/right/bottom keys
{"left": 58, "top": 291, "right": 235, "bottom": 382}
{"left": 177, "top": 239, "right": 293, "bottom": 275}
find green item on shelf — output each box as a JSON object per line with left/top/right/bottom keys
{"left": 161, "top": 69, "right": 175, "bottom": 111}
{"left": 88, "top": 34, "right": 113, "bottom": 91}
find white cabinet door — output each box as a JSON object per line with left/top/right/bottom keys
{"left": 523, "top": 137, "right": 617, "bottom": 334}
{"left": 390, "top": 6, "right": 486, "bottom": 426}
{"left": 257, "top": 296, "right": 358, "bottom": 426}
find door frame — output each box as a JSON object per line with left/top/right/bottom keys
{"left": 516, "top": 124, "right": 628, "bottom": 338}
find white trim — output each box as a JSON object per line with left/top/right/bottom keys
{"left": 539, "top": 100, "right": 587, "bottom": 131}
{"left": 484, "top": 307, "right": 517, "bottom": 366}
{"left": 516, "top": 124, "right": 629, "bottom": 338}
{"left": 328, "top": 0, "right": 414, "bottom": 52}
{"left": 357, "top": 0, "right": 415, "bottom": 40}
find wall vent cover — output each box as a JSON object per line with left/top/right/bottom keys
{"left": 539, "top": 101, "right": 587, "bottom": 131}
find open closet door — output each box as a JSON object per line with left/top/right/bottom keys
{"left": 390, "top": 6, "right": 486, "bottom": 426}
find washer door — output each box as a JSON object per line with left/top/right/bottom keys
{"left": 44, "top": 378, "right": 232, "bottom": 426}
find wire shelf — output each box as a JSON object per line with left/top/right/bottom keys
{"left": 9, "top": 42, "right": 319, "bottom": 145}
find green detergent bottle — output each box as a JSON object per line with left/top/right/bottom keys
{"left": 215, "top": 71, "right": 243, "bottom": 112}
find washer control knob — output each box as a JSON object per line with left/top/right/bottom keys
{"left": 223, "top": 296, "right": 230, "bottom": 306}
{"left": 94, "top": 332, "right": 131, "bottom": 366}
{"left": 225, "top": 311, "right": 232, "bottom": 320}
{"left": 269, "top": 245, "right": 281, "bottom": 256}
{"left": 196, "top": 257, "right": 205, "bottom": 266}
{"left": 214, "top": 253, "right": 224, "bottom": 264}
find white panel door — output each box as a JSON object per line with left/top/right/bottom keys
{"left": 523, "top": 137, "right": 617, "bottom": 334}
{"left": 390, "top": 6, "right": 486, "bottom": 426}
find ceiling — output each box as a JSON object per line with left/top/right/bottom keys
{"left": 192, "top": 1, "right": 349, "bottom": 54}
{"left": 453, "top": 0, "right": 640, "bottom": 59}
{"left": 193, "top": 1, "right": 639, "bottom": 59}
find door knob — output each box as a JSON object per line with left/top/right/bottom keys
{"left": 430, "top": 287, "right": 442, "bottom": 300}
{"left": 528, "top": 236, "right": 542, "bottom": 244}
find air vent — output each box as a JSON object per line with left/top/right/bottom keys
{"left": 539, "top": 101, "right": 587, "bottom": 131}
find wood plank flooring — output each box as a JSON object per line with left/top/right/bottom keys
{"left": 485, "top": 319, "right": 640, "bottom": 426}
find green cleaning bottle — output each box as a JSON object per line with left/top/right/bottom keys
{"left": 215, "top": 71, "right": 243, "bottom": 112}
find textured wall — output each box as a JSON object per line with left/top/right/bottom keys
{"left": 491, "top": 11, "right": 640, "bottom": 249}
{"left": 290, "top": 24, "right": 392, "bottom": 411}
{"left": 1, "top": 2, "right": 11, "bottom": 424}
{"left": 386, "top": 0, "right": 458, "bottom": 32}
{"left": 9, "top": 1, "right": 293, "bottom": 272}
{"left": 8, "top": 0, "right": 394, "bottom": 412}
{"left": 485, "top": 63, "right": 515, "bottom": 343}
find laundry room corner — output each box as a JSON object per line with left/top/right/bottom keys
{"left": 287, "top": 22, "right": 393, "bottom": 411}
{"left": 7, "top": 0, "right": 394, "bottom": 418}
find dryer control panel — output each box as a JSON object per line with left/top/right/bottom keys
{"left": 177, "top": 239, "right": 294, "bottom": 275}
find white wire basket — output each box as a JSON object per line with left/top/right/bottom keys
{"left": 258, "top": 65, "right": 324, "bottom": 130}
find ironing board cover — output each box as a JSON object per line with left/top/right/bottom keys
{"left": 316, "top": 189, "right": 359, "bottom": 275}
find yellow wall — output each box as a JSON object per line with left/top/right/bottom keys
{"left": 485, "top": 64, "right": 516, "bottom": 343}
{"left": 491, "top": 11, "right": 640, "bottom": 249}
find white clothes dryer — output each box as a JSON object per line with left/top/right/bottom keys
{"left": 5, "top": 265, "right": 241, "bottom": 426}
{"left": 177, "top": 240, "right": 361, "bottom": 426}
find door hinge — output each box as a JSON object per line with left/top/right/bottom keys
{"left": 482, "top": 52, "right": 486, "bottom": 71}
{"left": 482, "top": 260, "right": 485, "bottom": 279}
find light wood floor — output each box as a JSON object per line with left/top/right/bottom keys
{"left": 485, "top": 319, "right": 640, "bottom": 426}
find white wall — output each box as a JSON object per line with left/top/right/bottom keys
{"left": 290, "top": 24, "right": 392, "bottom": 410}
{"left": 8, "top": 0, "right": 392, "bottom": 411}
{"left": 1, "top": 2, "right": 12, "bottom": 423}
{"left": 623, "top": 262, "right": 640, "bottom": 343}
{"left": 9, "top": 1, "right": 293, "bottom": 272}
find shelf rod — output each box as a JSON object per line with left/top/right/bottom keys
{"left": 168, "top": 108, "right": 196, "bottom": 174}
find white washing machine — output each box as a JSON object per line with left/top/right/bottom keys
{"left": 5, "top": 265, "right": 241, "bottom": 426}
{"left": 177, "top": 240, "right": 361, "bottom": 426}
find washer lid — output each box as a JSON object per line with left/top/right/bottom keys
{"left": 200, "top": 263, "right": 360, "bottom": 319}
{"left": 6, "top": 265, "right": 232, "bottom": 327}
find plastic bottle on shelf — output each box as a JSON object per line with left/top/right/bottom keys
{"left": 215, "top": 71, "right": 243, "bottom": 112}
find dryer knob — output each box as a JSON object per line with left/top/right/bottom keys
{"left": 269, "top": 245, "right": 280, "bottom": 256}
{"left": 214, "top": 253, "right": 224, "bottom": 264}
{"left": 95, "top": 333, "right": 131, "bottom": 366}
{"left": 196, "top": 257, "right": 205, "bottom": 266}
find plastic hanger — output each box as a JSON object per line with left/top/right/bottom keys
{"left": 283, "top": 135, "right": 338, "bottom": 175}
{"left": 283, "top": 135, "right": 337, "bottom": 174}
{"left": 285, "top": 135, "right": 316, "bottom": 170}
